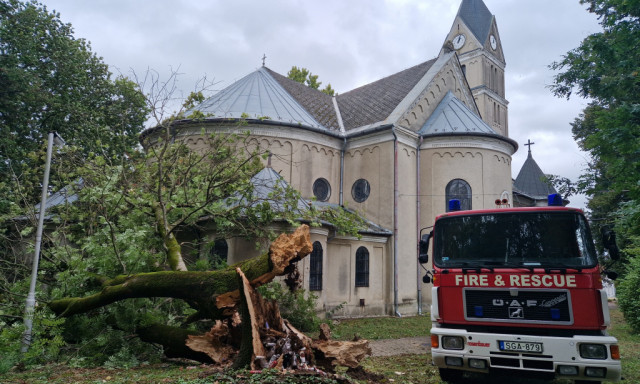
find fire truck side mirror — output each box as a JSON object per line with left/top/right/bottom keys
{"left": 418, "top": 232, "right": 432, "bottom": 264}
{"left": 605, "top": 270, "right": 619, "bottom": 281}
{"left": 601, "top": 227, "right": 620, "bottom": 260}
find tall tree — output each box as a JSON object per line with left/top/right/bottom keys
{"left": 287, "top": 66, "right": 335, "bottom": 96}
{"left": 550, "top": 0, "right": 640, "bottom": 331}
{"left": 550, "top": 0, "right": 640, "bottom": 232}
{"left": 0, "top": 0, "right": 148, "bottom": 208}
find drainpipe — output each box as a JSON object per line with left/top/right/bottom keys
{"left": 417, "top": 135, "right": 423, "bottom": 315}
{"left": 392, "top": 127, "right": 401, "bottom": 317}
{"left": 339, "top": 137, "right": 347, "bottom": 206}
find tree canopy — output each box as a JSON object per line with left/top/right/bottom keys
{"left": 287, "top": 66, "right": 335, "bottom": 96}
{"left": 550, "top": 0, "right": 640, "bottom": 332}
{"left": 0, "top": 0, "right": 148, "bottom": 210}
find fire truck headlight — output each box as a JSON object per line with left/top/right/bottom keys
{"left": 579, "top": 344, "right": 607, "bottom": 360}
{"left": 557, "top": 365, "right": 578, "bottom": 376}
{"left": 585, "top": 367, "right": 607, "bottom": 378}
{"left": 469, "top": 358, "right": 486, "bottom": 369}
{"left": 442, "top": 336, "right": 464, "bottom": 350}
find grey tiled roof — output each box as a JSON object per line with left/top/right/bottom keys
{"left": 419, "top": 91, "right": 496, "bottom": 135}
{"left": 308, "top": 201, "right": 392, "bottom": 236}
{"left": 265, "top": 68, "right": 340, "bottom": 131}
{"left": 190, "top": 67, "right": 325, "bottom": 129}
{"left": 336, "top": 59, "right": 437, "bottom": 131}
{"left": 514, "top": 151, "right": 558, "bottom": 198}
{"left": 458, "top": 0, "right": 493, "bottom": 44}
{"left": 246, "top": 167, "right": 310, "bottom": 213}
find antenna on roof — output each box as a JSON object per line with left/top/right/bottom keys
{"left": 262, "top": 53, "right": 267, "bottom": 67}
{"left": 524, "top": 139, "right": 535, "bottom": 154}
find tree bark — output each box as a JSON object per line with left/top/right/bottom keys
{"left": 49, "top": 225, "right": 312, "bottom": 319}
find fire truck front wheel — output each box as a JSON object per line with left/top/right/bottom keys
{"left": 438, "top": 368, "right": 464, "bottom": 383}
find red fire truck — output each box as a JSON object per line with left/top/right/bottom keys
{"left": 420, "top": 195, "right": 621, "bottom": 383}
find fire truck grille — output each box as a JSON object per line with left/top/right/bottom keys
{"left": 464, "top": 289, "right": 572, "bottom": 324}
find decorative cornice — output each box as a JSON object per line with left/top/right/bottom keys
{"left": 420, "top": 133, "right": 517, "bottom": 155}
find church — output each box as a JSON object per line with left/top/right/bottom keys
{"left": 141, "top": 0, "right": 534, "bottom": 317}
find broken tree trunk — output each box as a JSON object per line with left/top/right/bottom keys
{"left": 187, "top": 262, "right": 369, "bottom": 371}
{"left": 49, "top": 225, "right": 313, "bottom": 320}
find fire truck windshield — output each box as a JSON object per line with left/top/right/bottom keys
{"left": 433, "top": 211, "right": 598, "bottom": 269}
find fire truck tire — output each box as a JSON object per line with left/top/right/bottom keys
{"left": 438, "top": 368, "right": 464, "bottom": 383}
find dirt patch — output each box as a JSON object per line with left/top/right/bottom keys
{"left": 346, "top": 366, "right": 386, "bottom": 383}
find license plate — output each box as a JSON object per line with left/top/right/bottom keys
{"left": 498, "top": 341, "right": 543, "bottom": 353}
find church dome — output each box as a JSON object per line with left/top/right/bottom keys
{"left": 187, "top": 67, "right": 326, "bottom": 130}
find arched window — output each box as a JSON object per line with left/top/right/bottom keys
{"left": 446, "top": 179, "right": 472, "bottom": 211}
{"left": 209, "top": 239, "right": 228, "bottom": 268}
{"left": 309, "top": 241, "right": 323, "bottom": 291}
{"left": 355, "top": 247, "right": 369, "bottom": 287}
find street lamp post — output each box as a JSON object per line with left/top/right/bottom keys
{"left": 22, "top": 131, "right": 65, "bottom": 353}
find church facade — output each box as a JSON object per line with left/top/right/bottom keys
{"left": 141, "top": 0, "right": 519, "bottom": 317}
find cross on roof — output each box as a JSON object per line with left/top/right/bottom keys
{"left": 524, "top": 139, "right": 535, "bottom": 153}
{"left": 262, "top": 54, "right": 266, "bottom": 67}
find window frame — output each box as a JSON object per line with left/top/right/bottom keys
{"left": 355, "top": 246, "right": 370, "bottom": 287}
{"left": 309, "top": 241, "right": 323, "bottom": 291}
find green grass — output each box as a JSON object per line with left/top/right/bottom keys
{"left": 330, "top": 314, "right": 431, "bottom": 340}
{"left": 609, "top": 305, "right": 640, "bottom": 383}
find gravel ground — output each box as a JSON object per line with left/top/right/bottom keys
{"left": 368, "top": 336, "right": 430, "bottom": 356}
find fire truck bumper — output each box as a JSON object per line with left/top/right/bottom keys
{"left": 430, "top": 327, "right": 621, "bottom": 381}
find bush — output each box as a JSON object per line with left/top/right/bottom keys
{"left": 257, "top": 281, "right": 322, "bottom": 332}
{"left": 0, "top": 309, "right": 65, "bottom": 373}
{"left": 618, "top": 249, "right": 640, "bottom": 333}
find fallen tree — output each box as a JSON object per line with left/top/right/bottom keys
{"left": 50, "top": 224, "right": 312, "bottom": 320}
{"left": 49, "top": 225, "right": 371, "bottom": 370}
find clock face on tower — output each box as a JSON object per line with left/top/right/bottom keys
{"left": 490, "top": 35, "right": 497, "bottom": 50}
{"left": 452, "top": 34, "right": 466, "bottom": 50}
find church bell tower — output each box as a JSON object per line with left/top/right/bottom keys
{"left": 444, "top": 0, "right": 508, "bottom": 136}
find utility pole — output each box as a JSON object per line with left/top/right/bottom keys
{"left": 22, "top": 131, "right": 65, "bottom": 353}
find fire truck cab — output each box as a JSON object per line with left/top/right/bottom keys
{"left": 421, "top": 195, "right": 621, "bottom": 383}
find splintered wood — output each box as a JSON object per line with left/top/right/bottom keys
{"left": 185, "top": 225, "right": 371, "bottom": 372}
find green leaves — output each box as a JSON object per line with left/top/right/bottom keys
{"left": 0, "top": 0, "right": 148, "bottom": 206}
{"left": 286, "top": 66, "right": 335, "bottom": 96}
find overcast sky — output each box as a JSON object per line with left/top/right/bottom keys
{"left": 42, "top": 0, "right": 602, "bottom": 210}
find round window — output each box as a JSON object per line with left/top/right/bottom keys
{"left": 312, "top": 178, "right": 331, "bottom": 202}
{"left": 351, "top": 179, "right": 370, "bottom": 203}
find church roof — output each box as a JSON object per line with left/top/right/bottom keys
{"left": 457, "top": 0, "right": 493, "bottom": 43}
{"left": 336, "top": 59, "right": 437, "bottom": 131}
{"left": 189, "top": 58, "right": 439, "bottom": 134}
{"left": 265, "top": 68, "right": 340, "bottom": 131}
{"left": 514, "top": 150, "right": 558, "bottom": 199}
{"left": 190, "top": 67, "right": 325, "bottom": 130}
{"left": 246, "top": 166, "right": 310, "bottom": 213}
{"left": 419, "top": 91, "right": 497, "bottom": 135}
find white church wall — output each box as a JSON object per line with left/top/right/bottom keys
{"left": 298, "top": 143, "right": 341, "bottom": 204}
{"left": 344, "top": 141, "right": 394, "bottom": 230}
{"left": 395, "top": 141, "right": 421, "bottom": 315}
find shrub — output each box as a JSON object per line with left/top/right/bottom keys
{"left": 257, "top": 281, "right": 322, "bottom": 332}
{"left": 618, "top": 248, "right": 640, "bottom": 333}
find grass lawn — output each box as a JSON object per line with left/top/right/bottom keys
{"left": 1, "top": 306, "right": 636, "bottom": 383}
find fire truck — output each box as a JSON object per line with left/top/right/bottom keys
{"left": 420, "top": 195, "right": 621, "bottom": 383}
